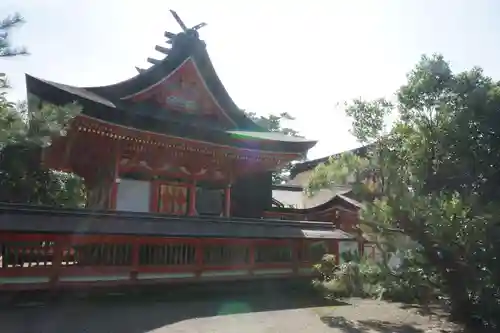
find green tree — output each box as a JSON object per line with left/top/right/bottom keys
{"left": 0, "top": 13, "right": 85, "bottom": 207}
{"left": 308, "top": 54, "right": 500, "bottom": 330}
{"left": 244, "top": 111, "right": 303, "bottom": 184}
{"left": 0, "top": 13, "right": 27, "bottom": 57}
{"left": 1, "top": 13, "right": 28, "bottom": 89}
{"left": 0, "top": 96, "right": 85, "bottom": 207}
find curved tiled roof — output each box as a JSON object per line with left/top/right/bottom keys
{"left": 25, "top": 25, "right": 317, "bottom": 154}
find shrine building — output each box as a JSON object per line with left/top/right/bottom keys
{"left": 26, "top": 12, "right": 316, "bottom": 218}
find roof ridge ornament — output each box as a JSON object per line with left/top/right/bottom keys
{"left": 137, "top": 10, "right": 207, "bottom": 73}
{"left": 168, "top": 10, "right": 207, "bottom": 37}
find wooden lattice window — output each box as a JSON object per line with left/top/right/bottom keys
{"left": 203, "top": 244, "right": 249, "bottom": 266}
{"left": 254, "top": 244, "right": 292, "bottom": 263}
{"left": 1, "top": 241, "right": 55, "bottom": 268}
{"left": 63, "top": 243, "right": 132, "bottom": 266}
{"left": 139, "top": 243, "right": 196, "bottom": 266}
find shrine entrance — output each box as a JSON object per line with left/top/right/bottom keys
{"left": 157, "top": 182, "right": 189, "bottom": 215}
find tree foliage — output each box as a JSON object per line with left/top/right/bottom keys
{"left": 313, "top": 251, "right": 440, "bottom": 304}
{"left": 245, "top": 111, "right": 300, "bottom": 137}
{"left": 308, "top": 54, "right": 500, "bottom": 330}
{"left": 1, "top": 12, "right": 28, "bottom": 90}
{"left": 0, "top": 13, "right": 85, "bottom": 207}
{"left": 0, "top": 94, "right": 85, "bottom": 206}
{"left": 244, "top": 111, "right": 303, "bottom": 184}
{"left": 0, "top": 13, "right": 28, "bottom": 58}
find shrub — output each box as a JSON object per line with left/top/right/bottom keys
{"left": 313, "top": 249, "right": 440, "bottom": 303}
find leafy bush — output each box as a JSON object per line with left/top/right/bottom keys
{"left": 313, "top": 252, "right": 373, "bottom": 299}
{"left": 313, "top": 249, "right": 440, "bottom": 304}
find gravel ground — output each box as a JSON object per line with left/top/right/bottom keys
{"left": 0, "top": 293, "right": 459, "bottom": 333}
{"left": 317, "top": 298, "right": 459, "bottom": 333}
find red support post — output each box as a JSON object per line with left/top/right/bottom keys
{"left": 109, "top": 180, "right": 118, "bottom": 210}
{"left": 195, "top": 239, "right": 203, "bottom": 278}
{"left": 224, "top": 184, "right": 231, "bottom": 217}
{"left": 249, "top": 241, "right": 255, "bottom": 275}
{"left": 108, "top": 146, "right": 120, "bottom": 210}
{"left": 130, "top": 239, "right": 140, "bottom": 282}
{"left": 150, "top": 180, "right": 159, "bottom": 213}
{"left": 188, "top": 181, "right": 197, "bottom": 216}
{"left": 48, "top": 239, "right": 63, "bottom": 289}
{"left": 292, "top": 240, "right": 299, "bottom": 274}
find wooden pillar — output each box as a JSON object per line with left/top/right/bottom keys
{"left": 188, "top": 181, "right": 197, "bottom": 216}
{"left": 48, "top": 240, "right": 63, "bottom": 289}
{"left": 195, "top": 239, "right": 203, "bottom": 278}
{"left": 150, "top": 180, "right": 160, "bottom": 213}
{"left": 224, "top": 184, "right": 232, "bottom": 217}
{"left": 108, "top": 147, "right": 120, "bottom": 210}
{"left": 249, "top": 240, "right": 255, "bottom": 275}
{"left": 130, "top": 240, "right": 140, "bottom": 282}
{"left": 109, "top": 179, "right": 119, "bottom": 210}
{"left": 292, "top": 240, "right": 300, "bottom": 274}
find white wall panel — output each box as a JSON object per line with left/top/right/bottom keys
{"left": 116, "top": 179, "right": 151, "bottom": 212}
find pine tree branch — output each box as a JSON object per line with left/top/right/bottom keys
{"left": 0, "top": 46, "right": 28, "bottom": 57}
{"left": 0, "top": 13, "right": 24, "bottom": 32}
{"left": 0, "top": 73, "right": 8, "bottom": 89}
{"left": 0, "top": 13, "right": 28, "bottom": 58}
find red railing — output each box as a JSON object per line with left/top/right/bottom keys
{"left": 0, "top": 233, "right": 337, "bottom": 291}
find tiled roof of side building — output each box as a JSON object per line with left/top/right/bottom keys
{"left": 269, "top": 192, "right": 362, "bottom": 214}
{"left": 290, "top": 144, "right": 373, "bottom": 178}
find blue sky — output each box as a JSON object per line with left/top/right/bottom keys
{"left": 1, "top": 0, "right": 499, "bottom": 159}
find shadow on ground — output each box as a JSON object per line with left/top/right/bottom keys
{"left": 0, "top": 280, "right": 349, "bottom": 333}
{"left": 399, "top": 303, "right": 449, "bottom": 319}
{"left": 320, "top": 316, "right": 425, "bottom": 333}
